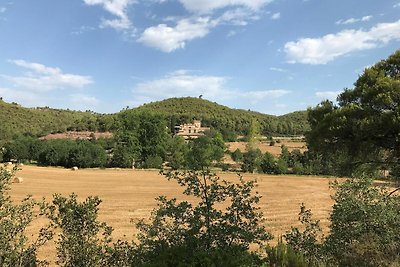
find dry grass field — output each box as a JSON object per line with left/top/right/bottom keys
{"left": 226, "top": 140, "right": 307, "bottom": 157}
{"left": 9, "top": 165, "right": 335, "bottom": 265}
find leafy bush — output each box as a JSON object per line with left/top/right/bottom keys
{"left": 144, "top": 155, "right": 163, "bottom": 169}
{"left": 45, "top": 193, "right": 124, "bottom": 267}
{"left": 134, "top": 170, "right": 272, "bottom": 265}
{"left": 265, "top": 239, "right": 308, "bottom": 267}
{"left": 242, "top": 148, "right": 262, "bottom": 173}
{"left": 0, "top": 165, "right": 52, "bottom": 266}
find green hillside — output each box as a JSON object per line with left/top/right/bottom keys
{"left": 0, "top": 97, "right": 309, "bottom": 142}
{"left": 132, "top": 97, "right": 309, "bottom": 137}
{"left": 0, "top": 100, "right": 114, "bottom": 141}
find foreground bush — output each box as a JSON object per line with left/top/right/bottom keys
{"left": 0, "top": 165, "right": 52, "bottom": 266}
{"left": 285, "top": 177, "right": 400, "bottom": 267}
{"left": 134, "top": 170, "right": 272, "bottom": 266}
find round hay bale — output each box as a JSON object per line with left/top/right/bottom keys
{"left": 19, "top": 163, "right": 24, "bottom": 166}
{"left": 13, "top": 177, "right": 23, "bottom": 183}
{"left": 71, "top": 166, "right": 78, "bottom": 171}
{"left": 6, "top": 162, "right": 12, "bottom": 166}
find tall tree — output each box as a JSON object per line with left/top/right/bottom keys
{"left": 307, "top": 50, "right": 400, "bottom": 178}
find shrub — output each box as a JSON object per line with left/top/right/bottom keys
{"left": 46, "top": 194, "right": 115, "bottom": 267}
{"left": 0, "top": 165, "right": 52, "bottom": 266}
{"left": 134, "top": 170, "right": 272, "bottom": 265}
{"left": 144, "top": 155, "right": 163, "bottom": 169}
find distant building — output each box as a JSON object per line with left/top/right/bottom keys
{"left": 174, "top": 120, "right": 210, "bottom": 140}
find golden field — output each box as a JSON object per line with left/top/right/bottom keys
{"left": 226, "top": 140, "right": 307, "bottom": 157}
{"left": 9, "top": 165, "right": 335, "bottom": 264}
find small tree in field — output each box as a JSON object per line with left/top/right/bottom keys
{"left": 135, "top": 169, "right": 272, "bottom": 265}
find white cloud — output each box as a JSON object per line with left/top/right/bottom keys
{"left": 0, "top": 87, "right": 48, "bottom": 106}
{"left": 4, "top": 60, "right": 93, "bottom": 91}
{"left": 71, "top": 25, "right": 96, "bottom": 35}
{"left": 178, "top": 0, "right": 272, "bottom": 14}
{"left": 271, "top": 12, "right": 280, "bottom": 20}
{"left": 269, "top": 67, "right": 287, "bottom": 73}
{"left": 138, "top": 17, "right": 215, "bottom": 52}
{"left": 0, "top": 7, "right": 6, "bottom": 13}
{"left": 284, "top": 20, "right": 400, "bottom": 64}
{"left": 70, "top": 93, "right": 99, "bottom": 105}
{"left": 131, "top": 70, "right": 289, "bottom": 107}
{"left": 83, "top": 0, "right": 134, "bottom": 30}
{"left": 139, "top": 5, "right": 264, "bottom": 52}
{"left": 315, "top": 91, "right": 340, "bottom": 101}
{"left": 217, "top": 8, "right": 253, "bottom": 26}
{"left": 394, "top": 3, "right": 400, "bottom": 8}
{"left": 336, "top": 15, "right": 372, "bottom": 25}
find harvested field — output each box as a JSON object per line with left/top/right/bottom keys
{"left": 226, "top": 140, "right": 307, "bottom": 157}
{"left": 10, "top": 165, "right": 335, "bottom": 265}
{"left": 39, "top": 131, "right": 113, "bottom": 140}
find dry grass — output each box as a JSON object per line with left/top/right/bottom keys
{"left": 10, "top": 165, "right": 335, "bottom": 265}
{"left": 226, "top": 140, "right": 307, "bottom": 157}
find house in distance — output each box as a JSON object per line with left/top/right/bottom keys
{"left": 174, "top": 120, "right": 210, "bottom": 140}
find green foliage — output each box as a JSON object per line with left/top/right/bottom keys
{"left": 242, "top": 148, "right": 262, "bottom": 173}
{"left": 306, "top": 50, "right": 400, "bottom": 177}
{"left": 135, "top": 170, "right": 272, "bottom": 265}
{"left": 284, "top": 204, "right": 325, "bottom": 266}
{"left": 116, "top": 111, "right": 169, "bottom": 167}
{"left": 0, "top": 101, "right": 113, "bottom": 141}
{"left": 326, "top": 177, "right": 400, "bottom": 266}
{"left": 246, "top": 119, "right": 261, "bottom": 143}
{"left": 231, "top": 148, "right": 243, "bottom": 162}
{"left": 259, "top": 152, "right": 288, "bottom": 175}
{"left": 144, "top": 155, "right": 163, "bottom": 169}
{"left": 37, "top": 139, "right": 107, "bottom": 168}
{"left": 46, "top": 194, "right": 114, "bottom": 267}
{"left": 265, "top": 239, "right": 308, "bottom": 267}
{"left": 259, "top": 152, "right": 276, "bottom": 174}
{"left": 111, "top": 132, "right": 141, "bottom": 168}
{"left": 135, "top": 97, "right": 309, "bottom": 137}
{"left": 0, "top": 165, "right": 52, "bottom": 266}
{"left": 269, "top": 140, "right": 275, "bottom": 146}
{"left": 186, "top": 135, "right": 225, "bottom": 170}
{"left": 285, "top": 177, "right": 400, "bottom": 267}
{"left": 165, "top": 136, "right": 188, "bottom": 170}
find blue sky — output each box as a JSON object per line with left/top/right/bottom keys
{"left": 0, "top": 0, "right": 399, "bottom": 115}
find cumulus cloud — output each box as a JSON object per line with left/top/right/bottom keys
{"left": 131, "top": 70, "right": 290, "bottom": 107}
{"left": 139, "top": 5, "right": 265, "bottom": 52}
{"left": 178, "top": 0, "right": 272, "bottom": 14}
{"left": 284, "top": 20, "right": 400, "bottom": 64}
{"left": 138, "top": 17, "right": 215, "bottom": 52}
{"left": 4, "top": 60, "right": 93, "bottom": 91}
{"left": 315, "top": 91, "right": 340, "bottom": 101}
{"left": 336, "top": 15, "right": 372, "bottom": 25}
{"left": 83, "top": 0, "right": 133, "bottom": 30}
{"left": 394, "top": 3, "right": 400, "bottom": 8}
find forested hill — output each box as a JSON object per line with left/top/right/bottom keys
{"left": 0, "top": 97, "right": 309, "bottom": 142}
{"left": 0, "top": 100, "right": 114, "bottom": 141}
{"left": 132, "top": 97, "right": 309, "bottom": 137}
